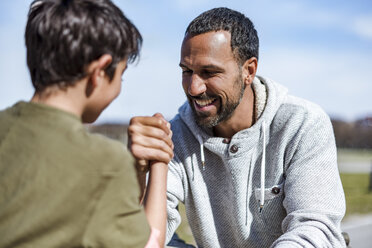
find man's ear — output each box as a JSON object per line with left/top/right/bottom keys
{"left": 241, "top": 57, "right": 258, "bottom": 86}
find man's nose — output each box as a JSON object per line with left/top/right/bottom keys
{"left": 188, "top": 74, "right": 206, "bottom": 96}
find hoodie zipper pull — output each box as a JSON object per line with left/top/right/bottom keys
{"left": 200, "top": 143, "right": 205, "bottom": 170}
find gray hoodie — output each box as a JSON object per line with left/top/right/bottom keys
{"left": 166, "top": 76, "right": 346, "bottom": 248}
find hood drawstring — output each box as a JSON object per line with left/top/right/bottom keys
{"left": 259, "top": 120, "right": 266, "bottom": 213}
{"left": 197, "top": 136, "right": 205, "bottom": 170}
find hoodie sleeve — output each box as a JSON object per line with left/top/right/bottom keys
{"left": 166, "top": 158, "right": 186, "bottom": 244}
{"left": 271, "top": 108, "right": 346, "bottom": 248}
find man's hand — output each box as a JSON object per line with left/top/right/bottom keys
{"left": 128, "top": 113, "right": 174, "bottom": 167}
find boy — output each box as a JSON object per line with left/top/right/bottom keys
{"left": 0, "top": 0, "right": 170, "bottom": 247}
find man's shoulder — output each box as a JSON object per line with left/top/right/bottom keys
{"left": 170, "top": 113, "right": 190, "bottom": 137}
{"left": 278, "top": 94, "right": 330, "bottom": 122}
{"left": 170, "top": 113, "right": 183, "bottom": 129}
{"left": 270, "top": 94, "right": 334, "bottom": 143}
{"left": 260, "top": 76, "right": 330, "bottom": 123}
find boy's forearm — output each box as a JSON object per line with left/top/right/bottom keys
{"left": 135, "top": 160, "right": 149, "bottom": 204}
{"left": 144, "top": 161, "right": 168, "bottom": 247}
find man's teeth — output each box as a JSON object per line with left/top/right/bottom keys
{"left": 195, "top": 98, "right": 215, "bottom": 107}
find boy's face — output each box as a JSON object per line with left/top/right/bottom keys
{"left": 82, "top": 59, "right": 128, "bottom": 123}
{"left": 102, "top": 59, "right": 128, "bottom": 104}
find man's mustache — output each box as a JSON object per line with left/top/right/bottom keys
{"left": 187, "top": 93, "right": 217, "bottom": 101}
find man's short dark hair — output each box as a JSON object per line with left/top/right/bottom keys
{"left": 25, "top": 0, "right": 142, "bottom": 91}
{"left": 185, "top": 7, "right": 259, "bottom": 65}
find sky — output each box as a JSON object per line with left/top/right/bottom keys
{"left": 0, "top": 0, "right": 371, "bottom": 123}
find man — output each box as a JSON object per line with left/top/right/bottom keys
{"left": 0, "top": 0, "right": 169, "bottom": 247}
{"left": 129, "top": 7, "right": 346, "bottom": 248}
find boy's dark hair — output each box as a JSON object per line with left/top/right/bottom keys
{"left": 185, "top": 7, "right": 259, "bottom": 65}
{"left": 25, "top": 0, "right": 142, "bottom": 91}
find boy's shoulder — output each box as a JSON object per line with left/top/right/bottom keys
{"left": 84, "top": 131, "right": 134, "bottom": 172}
{"left": 0, "top": 101, "right": 134, "bottom": 175}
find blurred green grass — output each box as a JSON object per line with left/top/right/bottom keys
{"left": 340, "top": 173, "right": 372, "bottom": 216}
{"left": 338, "top": 148, "right": 372, "bottom": 163}
{"left": 175, "top": 203, "right": 196, "bottom": 246}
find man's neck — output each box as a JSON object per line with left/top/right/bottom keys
{"left": 213, "top": 85, "right": 255, "bottom": 138}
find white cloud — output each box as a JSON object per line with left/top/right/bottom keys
{"left": 258, "top": 46, "right": 372, "bottom": 120}
{"left": 247, "top": 0, "right": 343, "bottom": 29}
{"left": 249, "top": 1, "right": 371, "bottom": 42}
{"left": 352, "top": 15, "right": 372, "bottom": 40}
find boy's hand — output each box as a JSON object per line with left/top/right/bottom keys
{"left": 128, "top": 113, "right": 174, "bottom": 168}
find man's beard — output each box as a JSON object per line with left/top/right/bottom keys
{"left": 187, "top": 75, "right": 246, "bottom": 129}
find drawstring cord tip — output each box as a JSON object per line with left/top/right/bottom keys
{"left": 259, "top": 120, "right": 266, "bottom": 214}
{"left": 199, "top": 141, "right": 205, "bottom": 171}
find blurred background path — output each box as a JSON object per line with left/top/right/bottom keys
{"left": 342, "top": 214, "right": 372, "bottom": 248}
{"left": 339, "top": 161, "right": 372, "bottom": 173}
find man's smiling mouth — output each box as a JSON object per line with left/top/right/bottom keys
{"left": 194, "top": 98, "right": 217, "bottom": 107}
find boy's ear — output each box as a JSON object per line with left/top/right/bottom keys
{"left": 96, "top": 54, "right": 113, "bottom": 72}
{"left": 85, "top": 54, "right": 112, "bottom": 97}
{"left": 88, "top": 54, "right": 113, "bottom": 88}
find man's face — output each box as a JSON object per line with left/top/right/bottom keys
{"left": 180, "top": 31, "right": 245, "bottom": 128}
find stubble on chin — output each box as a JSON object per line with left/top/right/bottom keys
{"left": 187, "top": 75, "right": 246, "bottom": 129}
{"left": 187, "top": 98, "right": 217, "bottom": 129}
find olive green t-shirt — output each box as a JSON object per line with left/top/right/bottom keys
{"left": 0, "top": 101, "right": 150, "bottom": 248}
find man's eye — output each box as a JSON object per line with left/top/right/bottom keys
{"left": 202, "top": 71, "right": 216, "bottom": 76}
{"left": 182, "top": 69, "right": 192, "bottom": 74}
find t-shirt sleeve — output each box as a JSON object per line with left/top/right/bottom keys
{"left": 82, "top": 151, "right": 150, "bottom": 248}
